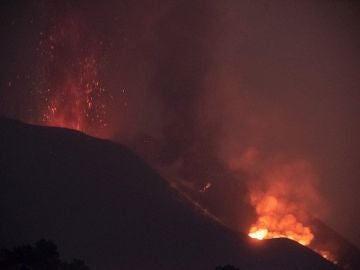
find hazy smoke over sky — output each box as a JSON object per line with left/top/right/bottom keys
{"left": 0, "top": 0, "right": 359, "bottom": 246}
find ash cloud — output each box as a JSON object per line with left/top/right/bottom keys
{"left": 121, "top": 0, "right": 360, "bottom": 245}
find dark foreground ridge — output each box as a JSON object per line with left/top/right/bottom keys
{"left": 0, "top": 118, "right": 338, "bottom": 270}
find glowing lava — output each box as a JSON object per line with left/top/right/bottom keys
{"left": 242, "top": 155, "right": 336, "bottom": 263}
{"left": 248, "top": 228, "right": 268, "bottom": 240}
{"left": 318, "top": 250, "right": 337, "bottom": 263}
{"left": 248, "top": 194, "right": 314, "bottom": 246}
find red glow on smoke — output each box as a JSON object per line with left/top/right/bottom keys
{"left": 40, "top": 56, "right": 111, "bottom": 137}
{"left": 33, "top": 14, "right": 113, "bottom": 138}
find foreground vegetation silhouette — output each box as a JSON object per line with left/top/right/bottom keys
{"left": 215, "top": 265, "right": 240, "bottom": 270}
{"left": 0, "top": 239, "right": 89, "bottom": 270}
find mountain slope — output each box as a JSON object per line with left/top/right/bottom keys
{"left": 0, "top": 118, "right": 337, "bottom": 270}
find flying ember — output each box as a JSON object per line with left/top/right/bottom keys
{"left": 32, "top": 15, "right": 113, "bottom": 138}
{"left": 39, "top": 55, "right": 110, "bottom": 137}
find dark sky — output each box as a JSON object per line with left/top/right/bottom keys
{"left": 0, "top": 0, "right": 359, "bottom": 247}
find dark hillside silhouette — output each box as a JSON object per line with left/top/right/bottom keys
{"left": 215, "top": 265, "right": 240, "bottom": 270}
{"left": 0, "top": 118, "right": 338, "bottom": 270}
{"left": 0, "top": 239, "right": 89, "bottom": 270}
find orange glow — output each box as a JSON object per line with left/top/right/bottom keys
{"left": 318, "top": 250, "right": 337, "bottom": 264}
{"left": 32, "top": 17, "right": 113, "bottom": 139}
{"left": 40, "top": 56, "right": 111, "bottom": 138}
{"left": 240, "top": 152, "right": 335, "bottom": 263}
{"left": 248, "top": 194, "right": 314, "bottom": 246}
{"left": 248, "top": 228, "right": 268, "bottom": 240}
{"left": 243, "top": 159, "right": 318, "bottom": 247}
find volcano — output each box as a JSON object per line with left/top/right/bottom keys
{"left": 0, "top": 118, "right": 342, "bottom": 269}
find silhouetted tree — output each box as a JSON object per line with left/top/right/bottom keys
{"left": 215, "top": 265, "right": 240, "bottom": 270}
{"left": 59, "top": 259, "right": 89, "bottom": 270}
{"left": 0, "top": 239, "right": 89, "bottom": 270}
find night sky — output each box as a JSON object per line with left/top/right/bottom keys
{"left": 0, "top": 0, "right": 359, "bottom": 250}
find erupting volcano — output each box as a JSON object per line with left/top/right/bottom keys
{"left": 248, "top": 194, "right": 314, "bottom": 246}
{"left": 246, "top": 160, "right": 316, "bottom": 246}
{"left": 32, "top": 13, "right": 113, "bottom": 138}
{"left": 243, "top": 159, "right": 348, "bottom": 265}
{"left": 39, "top": 55, "right": 109, "bottom": 136}
{"left": 227, "top": 147, "right": 338, "bottom": 261}
{"left": 1, "top": 0, "right": 359, "bottom": 269}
